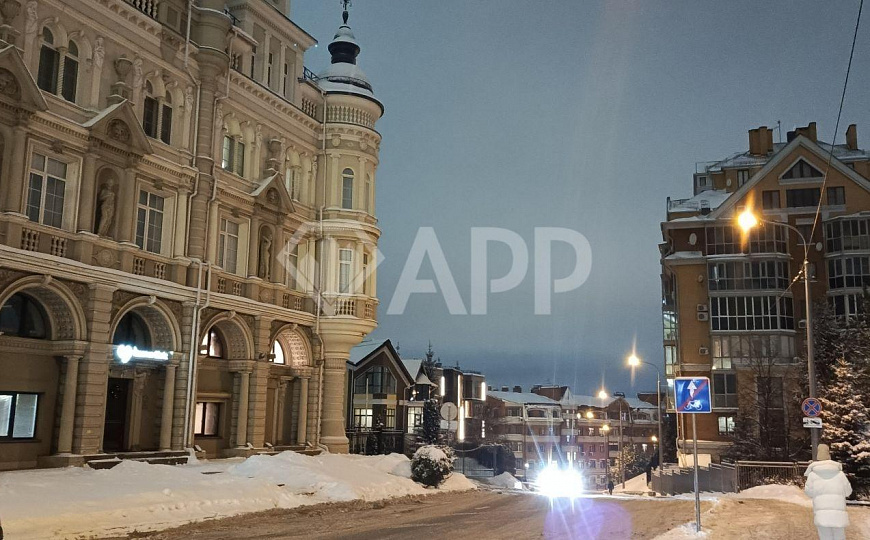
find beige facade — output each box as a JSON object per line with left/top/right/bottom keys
{"left": 661, "top": 123, "right": 870, "bottom": 463}
{"left": 0, "top": 0, "right": 383, "bottom": 470}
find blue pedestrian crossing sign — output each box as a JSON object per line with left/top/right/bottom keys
{"left": 674, "top": 377, "right": 712, "bottom": 413}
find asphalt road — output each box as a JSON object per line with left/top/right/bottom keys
{"left": 129, "top": 490, "right": 709, "bottom": 540}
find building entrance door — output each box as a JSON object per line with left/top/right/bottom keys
{"left": 103, "top": 378, "right": 130, "bottom": 452}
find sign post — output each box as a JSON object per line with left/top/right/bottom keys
{"left": 674, "top": 376, "right": 712, "bottom": 534}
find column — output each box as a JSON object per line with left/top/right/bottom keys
{"left": 278, "top": 44, "right": 287, "bottom": 97}
{"left": 320, "top": 359, "right": 347, "bottom": 452}
{"left": 3, "top": 123, "right": 29, "bottom": 213}
{"left": 77, "top": 152, "right": 98, "bottom": 233}
{"left": 271, "top": 226, "right": 284, "bottom": 284}
{"left": 57, "top": 356, "right": 81, "bottom": 454}
{"left": 330, "top": 154, "right": 340, "bottom": 206}
{"left": 205, "top": 195, "right": 219, "bottom": 263}
{"left": 354, "top": 241, "right": 364, "bottom": 295}
{"left": 236, "top": 371, "right": 250, "bottom": 447}
{"left": 117, "top": 166, "right": 138, "bottom": 243}
{"left": 173, "top": 189, "right": 189, "bottom": 257}
{"left": 275, "top": 378, "right": 290, "bottom": 444}
{"left": 128, "top": 372, "right": 146, "bottom": 451}
{"left": 248, "top": 216, "right": 261, "bottom": 277}
{"left": 159, "top": 364, "right": 177, "bottom": 451}
{"left": 357, "top": 156, "right": 366, "bottom": 211}
{"left": 296, "top": 377, "right": 309, "bottom": 445}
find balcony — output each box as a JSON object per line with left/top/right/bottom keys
{"left": 320, "top": 294, "right": 378, "bottom": 322}
{"left": 126, "top": 0, "right": 158, "bottom": 19}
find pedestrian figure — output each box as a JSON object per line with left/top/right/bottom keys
{"left": 804, "top": 444, "right": 851, "bottom": 540}
{"left": 607, "top": 480, "right": 614, "bottom": 495}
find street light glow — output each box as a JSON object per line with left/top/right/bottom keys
{"left": 628, "top": 354, "right": 641, "bottom": 367}
{"left": 651, "top": 435, "right": 658, "bottom": 442}
{"left": 601, "top": 424, "right": 610, "bottom": 433}
{"left": 737, "top": 209, "right": 759, "bottom": 232}
{"left": 597, "top": 390, "right": 608, "bottom": 399}
{"left": 586, "top": 410, "right": 594, "bottom": 419}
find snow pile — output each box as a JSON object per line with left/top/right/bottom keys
{"left": 728, "top": 484, "right": 812, "bottom": 507}
{"left": 482, "top": 472, "right": 524, "bottom": 490}
{"left": 0, "top": 452, "right": 474, "bottom": 539}
{"left": 615, "top": 472, "right": 651, "bottom": 493}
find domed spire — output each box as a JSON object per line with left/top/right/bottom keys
{"left": 330, "top": 1, "right": 360, "bottom": 65}
{"left": 318, "top": 0, "right": 383, "bottom": 112}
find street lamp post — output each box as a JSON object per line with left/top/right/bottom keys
{"left": 613, "top": 392, "right": 626, "bottom": 489}
{"left": 738, "top": 210, "right": 818, "bottom": 459}
{"left": 628, "top": 354, "right": 665, "bottom": 474}
{"left": 601, "top": 424, "right": 610, "bottom": 486}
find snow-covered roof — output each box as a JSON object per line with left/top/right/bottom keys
{"left": 489, "top": 391, "right": 560, "bottom": 406}
{"left": 704, "top": 141, "right": 868, "bottom": 172}
{"left": 561, "top": 394, "right": 615, "bottom": 408}
{"left": 667, "top": 190, "right": 731, "bottom": 214}
{"left": 664, "top": 250, "right": 703, "bottom": 260}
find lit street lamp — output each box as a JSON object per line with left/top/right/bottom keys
{"left": 628, "top": 354, "right": 665, "bottom": 474}
{"left": 738, "top": 209, "right": 819, "bottom": 459}
{"left": 597, "top": 389, "right": 608, "bottom": 400}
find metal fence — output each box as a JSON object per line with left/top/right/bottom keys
{"left": 652, "top": 460, "right": 808, "bottom": 495}
{"left": 346, "top": 429, "right": 405, "bottom": 456}
{"left": 735, "top": 461, "right": 810, "bottom": 491}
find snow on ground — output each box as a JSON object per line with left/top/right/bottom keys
{"left": 727, "top": 484, "right": 812, "bottom": 507}
{"left": 615, "top": 472, "right": 652, "bottom": 493}
{"left": 0, "top": 452, "right": 475, "bottom": 539}
{"left": 478, "top": 472, "right": 524, "bottom": 490}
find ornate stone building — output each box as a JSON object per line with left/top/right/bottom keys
{"left": 0, "top": 0, "right": 383, "bottom": 470}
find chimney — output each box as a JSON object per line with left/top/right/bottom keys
{"left": 759, "top": 126, "right": 773, "bottom": 153}
{"left": 513, "top": 385, "right": 522, "bottom": 393}
{"left": 846, "top": 124, "right": 858, "bottom": 150}
{"left": 795, "top": 122, "right": 818, "bottom": 142}
{"left": 699, "top": 200, "right": 711, "bottom": 215}
{"left": 787, "top": 130, "right": 797, "bottom": 143}
{"left": 501, "top": 386, "right": 509, "bottom": 392}
{"left": 748, "top": 128, "right": 762, "bottom": 155}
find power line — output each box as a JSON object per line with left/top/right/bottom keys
{"left": 808, "top": 0, "right": 864, "bottom": 244}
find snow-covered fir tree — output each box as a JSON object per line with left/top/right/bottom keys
{"left": 820, "top": 356, "right": 870, "bottom": 498}
{"left": 420, "top": 399, "right": 441, "bottom": 445}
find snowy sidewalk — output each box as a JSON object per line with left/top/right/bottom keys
{"left": 0, "top": 452, "right": 475, "bottom": 539}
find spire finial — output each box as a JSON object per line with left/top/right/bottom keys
{"left": 341, "top": 0, "right": 351, "bottom": 24}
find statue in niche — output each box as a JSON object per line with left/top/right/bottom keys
{"left": 95, "top": 181, "right": 116, "bottom": 237}
{"left": 258, "top": 230, "right": 272, "bottom": 280}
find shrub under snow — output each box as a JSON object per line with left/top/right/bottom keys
{"left": 411, "top": 445, "right": 454, "bottom": 487}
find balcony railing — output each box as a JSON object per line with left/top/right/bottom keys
{"left": 126, "top": 0, "right": 159, "bottom": 19}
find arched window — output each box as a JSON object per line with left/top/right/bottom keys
{"left": 61, "top": 41, "right": 78, "bottom": 102}
{"left": 37, "top": 28, "right": 59, "bottom": 94}
{"left": 113, "top": 311, "right": 151, "bottom": 349}
{"left": 341, "top": 168, "right": 354, "bottom": 209}
{"left": 143, "top": 82, "right": 173, "bottom": 144}
{"left": 199, "top": 328, "right": 226, "bottom": 358}
{"left": 272, "top": 340, "right": 286, "bottom": 364}
{"left": 0, "top": 293, "right": 49, "bottom": 339}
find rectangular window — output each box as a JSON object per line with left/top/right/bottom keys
{"left": 706, "top": 225, "right": 786, "bottom": 255}
{"left": 0, "top": 392, "right": 39, "bottom": 439}
{"left": 707, "top": 261, "right": 789, "bottom": 291}
{"left": 353, "top": 407, "right": 372, "bottom": 429}
{"left": 718, "top": 416, "right": 735, "bottom": 435}
{"left": 267, "top": 52, "right": 273, "bottom": 87}
{"left": 143, "top": 96, "right": 159, "bottom": 138}
{"left": 826, "top": 218, "right": 870, "bottom": 253}
{"left": 831, "top": 293, "right": 863, "bottom": 318}
{"left": 194, "top": 402, "right": 220, "bottom": 436}
{"left": 362, "top": 253, "right": 370, "bottom": 295}
{"left": 160, "top": 104, "right": 172, "bottom": 144}
{"left": 827, "top": 186, "right": 846, "bottom": 206}
{"left": 709, "top": 295, "right": 794, "bottom": 331}
{"left": 135, "top": 191, "right": 164, "bottom": 253}
{"left": 27, "top": 153, "right": 67, "bottom": 228}
{"left": 342, "top": 176, "right": 354, "bottom": 209}
{"left": 365, "top": 178, "right": 372, "bottom": 213}
{"left": 785, "top": 188, "right": 821, "bottom": 208}
{"left": 828, "top": 256, "right": 870, "bottom": 289}
{"left": 712, "top": 373, "right": 738, "bottom": 408}
{"left": 218, "top": 219, "right": 240, "bottom": 274}
{"left": 283, "top": 63, "right": 289, "bottom": 96}
{"left": 712, "top": 334, "right": 795, "bottom": 369}
{"left": 761, "top": 190, "right": 780, "bottom": 210}
{"left": 339, "top": 248, "right": 353, "bottom": 293}
{"left": 737, "top": 170, "right": 749, "bottom": 187}
{"left": 385, "top": 407, "right": 396, "bottom": 429}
